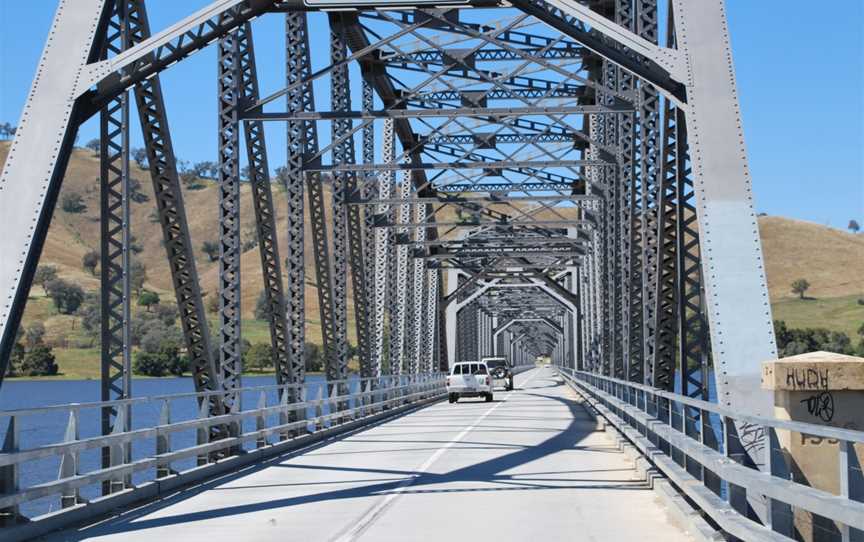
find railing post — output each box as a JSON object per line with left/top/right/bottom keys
{"left": 763, "top": 425, "right": 793, "bottom": 537}
{"left": 196, "top": 398, "right": 210, "bottom": 466}
{"left": 722, "top": 416, "right": 749, "bottom": 518}
{"left": 256, "top": 391, "right": 267, "bottom": 449}
{"left": 59, "top": 410, "right": 81, "bottom": 508}
{"left": 156, "top": 400, "right": 172, "bottom": 479}
{"left": 1, "top": 416, "right": 21, "bottom": 526}
{"left": 108, "top": 406, "right": 128, "bottom": 494}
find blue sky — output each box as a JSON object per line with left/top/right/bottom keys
{"left": 1, "top": 1, "right": 862, "bottom": 227}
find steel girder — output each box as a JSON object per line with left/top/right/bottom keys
{"left": 0, "top": 1, "right": 778, "bottom": 477}
{"left": 217, "top": 28, "right": 243, "bottom": 411}
{"left": 99, "top": 0, "right": 132, "bottom": 495}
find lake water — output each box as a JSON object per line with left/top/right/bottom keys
{"left": 0, "top": 374, "right": 356, "bottom": 518}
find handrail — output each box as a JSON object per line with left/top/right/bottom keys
{"left": 570, "top": 369, "right": 864, "bottom": 444}
{"left": 557, "top": 366, "right": 864, "bottom": 540}
{"left": 0, "top": 373, "right": 441, "bottom": 418}
{"left": 0, "top": 372, "right": 447, "bottom": 534}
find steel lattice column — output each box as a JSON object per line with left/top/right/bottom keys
{"left": 371, "top": 120, "right": 394, "bottom": 376}
{"left": 217, "top": 29, "right": 243, "bottom": 411}
{"left": 284, "top": 11, "right": 316, "bottom": 397}
{"left": 237, "top": 23, "right": 293, "bottom": 388}
{"left": 99, "top": 0, "right": 131, "bottom": 496}
{"left": 637, "top": 0, "right": 661, "bottom": 386}
{"left": 126, "top": 0, "right": 223, "bottom": 423}
{"left": 408, "top": 200, "right": 427, "bottom": 373}
{"left": 327, "top": 18, "right": 351, "bottom": 400}
{"left": 330, "top": 14, "right": 370, "bottom": 384}
{"left": 388, "top": 161, "right": 412, "bottom": 374}
{"left": 361, "top": 82, "right": 379, "bottom": 379}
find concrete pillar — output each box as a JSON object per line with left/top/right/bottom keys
{"left": 761, "top": 351, "right": 864, "bottom": 541}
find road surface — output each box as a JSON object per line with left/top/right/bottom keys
{"left": 47, "top": 368, "right": 691, "bottom": 541}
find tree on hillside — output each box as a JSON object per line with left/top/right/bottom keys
{"left": 790, "top": 278, "right": 810, "bottom": 300}
{"left": 154, "top": 303, "right": 178, "bottom": 327}
{"left": 0, "top": 122, "right": 17, "bottom": 139}
{"left": 130, "top": 260, "right": 147, "bottom": 295}
{"left": 201, "top": 240, "right": 220, "bottom": 262}
{"left": 129, "top": 178, "right": 149, "bottom": 203}
{"left": 34, "top": 265, "right": 58, "bottom": 289}
{"left": 85, "top": 138, "right": 100, "bottom": 155}
{"left": 19, "top": 345, "right": 59, "bottom": 376}
{"left": 82, "top": 250, "right": 99, "bottom": 275}
{"left": 850, "top": 220, "right": 861, "bottom": 233}
{"left": 25, "top": 322, "right": 46, "bottom": 349}
{"left": 304, "top": 342, "right": 324, "bottom": 372}
{"left": 138, "top": 290, "right": 160, "bottom": 312}
{"left": 45, "top": 279, "right": 85, "bottom": 314}
{"left": 254, "top": 290, "right": 271, "bottom": 321}
{"left": 61, "top": 191, "right": 87, "bottom": 213}
{"left": 79, "top": 298, "right": 101, "bottom": 347}
{"left": 274, "top": 165, "right": 289, "bottom": 187}
{"left": 132, "top": 147, "right": 148, "bottom": 168}
{"left": 245, "top": 343, "right": 274, "bottom": 373}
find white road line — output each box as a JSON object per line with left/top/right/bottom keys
{"left": 332, "top": 369, "right": 542, "bottom": 542}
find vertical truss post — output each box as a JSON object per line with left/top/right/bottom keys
{"left": 651, "top": 10, "right": 683, "bottom": 392}
{"left": 613, "top": 0, "right": 635, "bottom": 382}
{"left": 99, "top": 0, "right": 131, "bottom": 495}
{"left": 284, "top": 12, "right": 315, "bottom": 401}
{"left": 408, "top": 201, "right": 427, "bottom": 373}
{"left": 371, "top": 120, "right": 394, "bottom": 376}
{"left": 328, "top": 16, "right": 351, "bottom": 402}
{"left": 424, "top": 268, "right": 438, "bottom": 372}
{"left": 237, "top": 23, "right": 292, "bottom": 388}
{"left": 127, "top": 0, "right": 223, "bottom": 422}
{"left": 388, "top": 161, "right": 411, "bottom": 374}
{"left": 437, "top": 270, "right": 449, "bottom": 372}
{"left": 330, "top": 14, "right": 370, "bottom": 385}
{"left": 217, "top": 29, "right": 243, "bottom": 413}
{"left": 361, "top": 82, "right": 380, "bottom": 379}
{"left": 638, "top": 0, "right": 661, "bottom": 386}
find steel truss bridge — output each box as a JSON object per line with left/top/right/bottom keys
{"left": 0, "top": 1, "right": 862, "bottom": 541}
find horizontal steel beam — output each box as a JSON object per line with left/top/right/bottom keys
{"left": 306, "top": 159, "right": 609, "bottom": 172}
{"left": 245, "top": 102, "right": 630, "bottom": 121}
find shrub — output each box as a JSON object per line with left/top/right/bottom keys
{"left": 34, "top": 265, "right": 58, "bottom": 288}
{"left": 304, "top": 342, "right": 324, "bottom": 372}
{"left": 45, "top": 279, "right": 85, "bottom": 314}
{"left": 82, "top": 250, "right": 99, "bottom": 275}
{"left": 134, "top": 352, "right": 169, "bottom": 377}
{"left": 154, "top": 303, "right": 178, "bottom": 327}
{"left": 61, "top": 192, "right": 87, "bottom": 213}
{"left": 19, "top": 345, "right": 59, "bottom": 376}
{"left": 254, "top": 290, "right": 271, "bottom": 321}
{"left": 25, "top": 322, "right": 46, "bottom": 348}
{"left": 245, "top": 343, "right": 273, "bottom": 372}
{"left": 130, "top": 260, "right": 147, "bottom": 295}
{"left": 201, "top": 241, "right": 220, "bottom": 262}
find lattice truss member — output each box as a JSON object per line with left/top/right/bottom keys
{"left": 0, "top": 0, "right": 776, "bottom": 475}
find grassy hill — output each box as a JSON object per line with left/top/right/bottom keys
{"left": 0, "top": 140, "right": 861, "bottom": 377}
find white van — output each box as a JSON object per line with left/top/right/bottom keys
{"left": 446, "top": 361, "right": 493, "bottom": 403}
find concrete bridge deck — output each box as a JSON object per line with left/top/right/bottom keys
{"left": 46, "top": 368, "right": 691, "bottom": 542}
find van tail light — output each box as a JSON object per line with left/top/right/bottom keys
{"left": 446, "top": 377, "right": 451, "bottom": 386}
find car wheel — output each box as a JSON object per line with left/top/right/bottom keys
{"left": 485, "top": 392, "right": 493, "bottom": 402}
{"left": 448, "top": 393, "right": 456, "bottom": 403}
{"left": 507, "top": 379, "right": 514, "bottom": 391}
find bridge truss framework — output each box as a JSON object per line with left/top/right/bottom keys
{"left": 0, "top": 0, "right": 776, "bottom": 505}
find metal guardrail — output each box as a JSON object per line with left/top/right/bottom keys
{"left": 557, "top": 367, "right": 864, "bottom": 542}
{"left": 0, "top": 373, "right": 446, "bottom": 538}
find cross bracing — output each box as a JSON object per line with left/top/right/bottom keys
{"left": 0, "top": 0, "right": 780, "bottom": 525}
